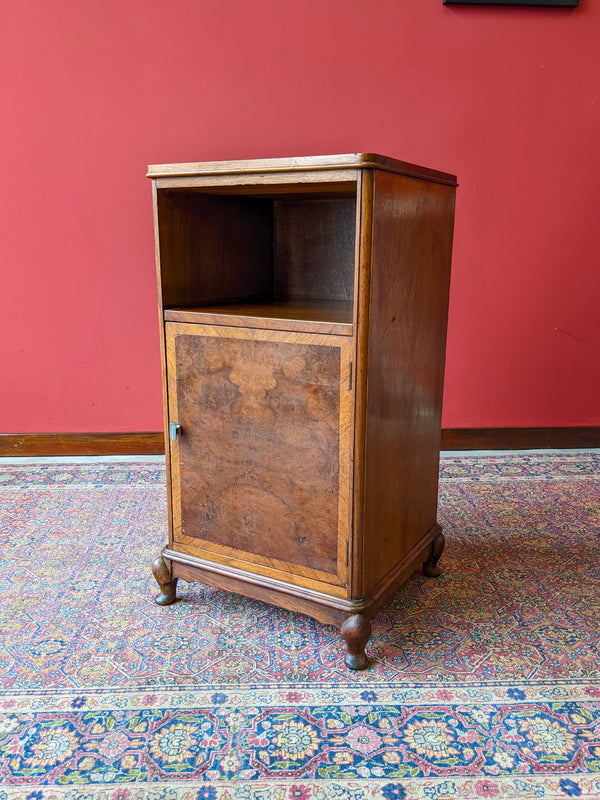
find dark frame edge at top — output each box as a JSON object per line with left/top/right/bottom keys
{"left": 443, "top": 0, "right": 578, "bottom": 6}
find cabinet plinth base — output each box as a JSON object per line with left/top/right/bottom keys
{"left": 153, "top": 522, "right": 445, "bottom": 670}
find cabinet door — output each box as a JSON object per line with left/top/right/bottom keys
{"left": 165, "top": 322, "right": 353, "bottom": 590}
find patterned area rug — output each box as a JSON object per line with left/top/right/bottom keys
{"left": 1, "top": 452, "right": 599, "bottom": 799}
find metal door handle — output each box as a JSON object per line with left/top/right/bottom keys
{"left": 169, "top": 423, "right": 183, "bottom": 441}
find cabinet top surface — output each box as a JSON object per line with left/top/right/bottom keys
{"left": 147, "top": 153, "right": 457, "bottom": 186}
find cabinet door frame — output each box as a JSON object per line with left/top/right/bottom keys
{"left": 165, "top": 322, "right": 353, "bottom": 593}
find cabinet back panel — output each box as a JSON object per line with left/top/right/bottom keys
{"left": 157, "top": 191, "right": 274, "bottom": 308}
{"left": 274, "top": 198, "right": 356, "bottom": 302}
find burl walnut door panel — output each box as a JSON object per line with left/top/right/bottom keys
{"left": 165, "top": 323, "right": 352, "bottom": 589}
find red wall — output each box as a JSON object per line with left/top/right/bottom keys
{"left": 2, "top": 0, "right": 599, "bottom": 432}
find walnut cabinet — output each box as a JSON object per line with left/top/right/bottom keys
{"left": 148, "top": 154, "right": 457, "bottom": 669}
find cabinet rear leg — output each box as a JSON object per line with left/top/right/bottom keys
{"left": 341, "top": 614, "right": 372, "bottom": 670}
{"left": 152, "top": 555, "right": 179, "bottom": 605}
{"left": 423, "top": 529, "right": 445, "bottom": 578}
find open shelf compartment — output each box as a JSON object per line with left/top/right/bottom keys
{"left": 156, "top": 185, "right": 358, "bottom": 329}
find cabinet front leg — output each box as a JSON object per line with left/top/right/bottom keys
{"left": 152, "top": 555, "right": 179, "bottom": 606}
{"left": 341, "top": 614, "right": 372, "bottom": 670}
{"left": 422, "top": 530, "right": 446, "bottom": 578}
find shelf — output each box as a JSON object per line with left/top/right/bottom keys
{"left": 164, "top": 300, "right": 354, "bottom": 336}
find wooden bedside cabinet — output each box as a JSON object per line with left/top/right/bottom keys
{"left": 148, "top": 154, "right": 457, "bottom": 669}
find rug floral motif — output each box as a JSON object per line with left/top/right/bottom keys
{"left": 0, "top": 452, "right": 599, "bottom": 798}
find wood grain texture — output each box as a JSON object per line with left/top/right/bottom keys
{"left": 153, "top": 170, "right": 359, "bottom": 193}
{"left": 174, "top": 335, "right": 341, "bottom": 571}
{"left": 360, "top": 170, "right": 456, "bottom": 592}
{"left": 153, "top": 180, "right": 176, "bottom": 544}
{"left": 165, "top": 547, "right": 359, "bottom": 612}
{"left": 0, "top": 432, "right": 164, "bottom": 457}
{"left": 148, "top": 154, "right": 457, "bottom": 187}
{"left": 274, "top": 198, "right": 356, "bottom": 302}
{"left": 156, "top": 191, "right": 273, "bottom": 309}
{"left": 171, "top": 540, "right": 349, "bottom": 597}
{"left": 167, "top": 551, "right": 353, "bottom": 628}
{"left": 440, "top": 427, "right": 600, "bottom": 450}
{"left": 164, "top": 300, "right": 353, "bottom": 336}
{"left": 166, "top": 323, "right": 352, "bottom": 588}
{"left": 349, "top": 167, "right": 374, "bottom": 599}
{"left": 360, "top": 523, "right": 443, "bottom": 616}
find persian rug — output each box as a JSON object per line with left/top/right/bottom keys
{"left": 0, "top": 451, "right": 599, "bottom": 799}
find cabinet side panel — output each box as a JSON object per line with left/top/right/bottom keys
{"left": 157, "top": 192, "right": 274, "bottom": 308}
{"left": 362, "top": 171, "right": 456, "bottom": 593}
